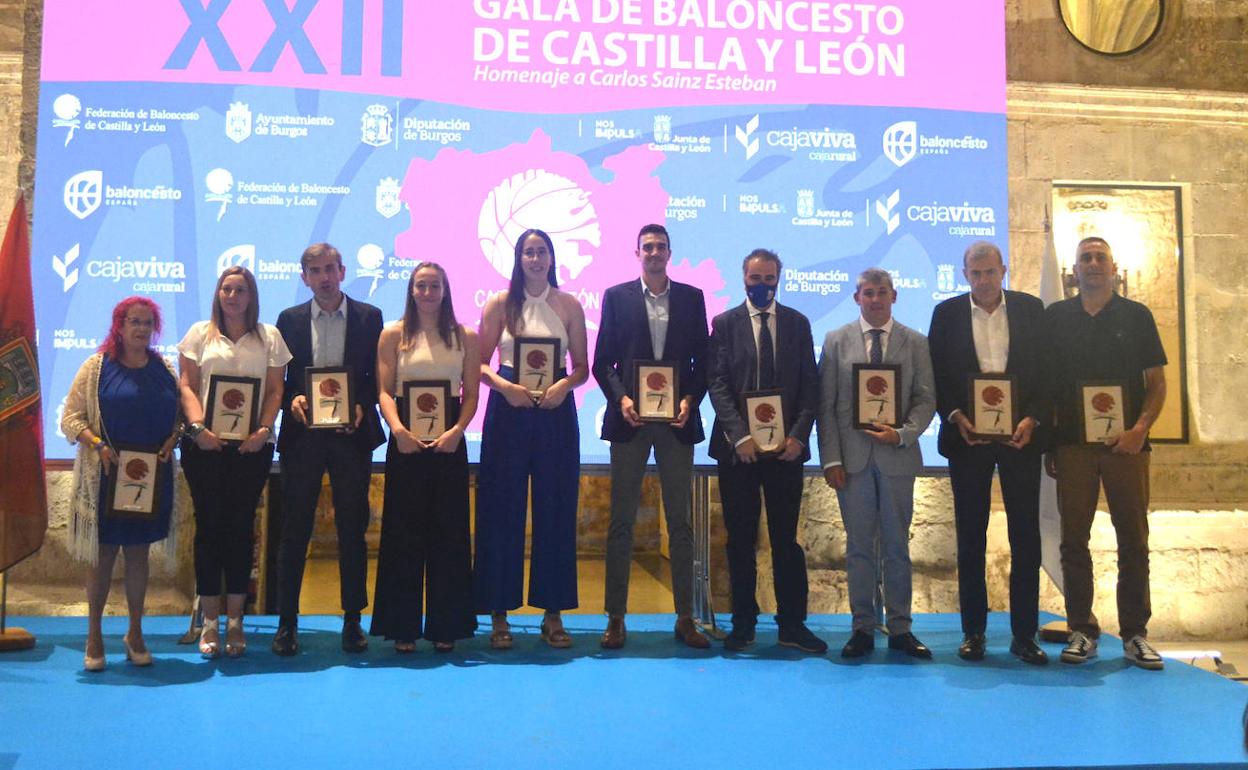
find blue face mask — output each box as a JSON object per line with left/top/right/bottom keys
{"left": 746, "top": 282, "right": 775, "bottom": 309}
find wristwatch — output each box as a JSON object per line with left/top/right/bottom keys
{"left": 185, "top": 421, "right": 206, "bottom": 438}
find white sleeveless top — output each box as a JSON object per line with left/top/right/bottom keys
{"left": 498, "top": 284, "right": 569, "bottom": 369}
{"left": 395, "top": 327, "right": 465, "bottom": 393}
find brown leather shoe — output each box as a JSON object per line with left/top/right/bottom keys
{"left": 674, "top": 616, "right": 711, "bottom": 649}
{"left": 600, "top": 616, "right": 626, "bottom": 649}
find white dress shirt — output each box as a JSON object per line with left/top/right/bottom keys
{"left": 642, "top": 277, "right": 671, "bottom": 360}
{"left": 858, "top": 315, "right": 895, "bottom": 361}
{"left": 969, "top": 291, "right": 1009, "bottom": 373}
{"left": 311, "top": 294, "right": 348, "bottom": 368}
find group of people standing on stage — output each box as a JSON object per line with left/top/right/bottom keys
{"left": 62, "top": 225, "right": 1167, "bottom": 673}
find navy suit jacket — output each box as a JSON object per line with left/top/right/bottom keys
{"left": 927, "top": 289, "right": 1049, "bottom": 459}
{"left": 707, "top": 302, "right": 818, "bottom": 463}
{"left": 592, "top": 279, "right": 708, "bottom": 445}
{"left": 275, "top": 295, "right": 385, "bottom": 454}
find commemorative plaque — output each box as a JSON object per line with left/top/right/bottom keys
{"left": 105, "top": 444, "right": 162, "bottom": 519}
{"left": 1079, "top": 381, "right": 1128, "bottom": 443}
{"left": 205, "top": 374, "right": 260, "bottom": 444}
{"left": 852, "top": 364, "right": 902, "bottom": 429}
{"left": 402, "top": 380, "right": 452, "bottom": 442}
{"left": 634, "top": 361, "right": 679, "bottom": 423}
{"left": 743, "top": 389, "right": 785, "bottom": 454}
{"left": 306, "top": 366, "right": 354, "bottom": 430}
{"left": 968, "top": 373, "right": 1018, "bottom": 441}
{"left": 513, "top": 337, "right": 561, "bottom": 397}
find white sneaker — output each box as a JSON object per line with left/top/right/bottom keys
{"left": 1123, "top": 635, "right": 1165, "bottom": 670}
{"left": 1060, "top": 631, "right": 1098, "bottom": 664}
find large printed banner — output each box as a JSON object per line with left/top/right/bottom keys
{"left": 34, "top": 0, "right": 1006, "bottom": 465}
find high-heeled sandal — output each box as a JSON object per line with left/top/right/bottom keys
{"left": 225, "top": 617, "right": 246, "bottom": 658}
{"left": 540, "top": 616, "right": 573, "bottom": 649}
{"left": 489, "top": 614, "right": 513, "bottom": 650}
{"left": 84, "top": 639, "right": 106, "bottom": 672}
{"left": 199, "top": 617, "right": 220, "bottom": 658}
{"left": 123, "top": 634, "right": 153, "bottom": 667}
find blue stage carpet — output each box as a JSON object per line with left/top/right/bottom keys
{"left": 1, "top": 613, "right": 1245, "bottom": 769}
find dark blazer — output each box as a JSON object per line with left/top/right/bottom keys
{"left": 592, "top": 279, "right": 708, "bottom": 445}
{"left": 275, "top": 295, "right": 385, "bottom": 454}
{"left": 927, "top": 289, "right": 1048, "bottom": 459}
{"left": 707, "top": 302, "right": 819, "bottom": 463}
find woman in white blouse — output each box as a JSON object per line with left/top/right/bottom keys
{"left": 475, "top": 229, "right": 589, "bottom": 649}
{"left": 371, "top": 262, "right": 480, "bottom": 653}
{"left": 177, "top": 266, "right": 291, "bottom": 658}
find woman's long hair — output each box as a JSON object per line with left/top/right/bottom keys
{"left": 401, "top": 262, "right": 462, "bottom": 351}
{"left": 209, "top": 265, "right": 260, "bottom": 338}
{"left": 505, "top": 228, "right": 558, "bottom": 335}
{"left": 98, "top": 296, "right": 163, "bottom": 360}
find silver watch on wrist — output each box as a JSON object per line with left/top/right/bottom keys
{"left": 185, "top": 421, "right": 206, "bottom": 439}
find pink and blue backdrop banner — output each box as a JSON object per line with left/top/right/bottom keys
{"left": 34, "top": 0, "right": 1007, "bottom": 465}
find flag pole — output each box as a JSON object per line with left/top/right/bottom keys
{"left": 0, "top": 570, "right": 36, "bottom": 651}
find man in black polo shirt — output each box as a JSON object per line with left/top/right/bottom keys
{"left": 1044, "top": 236, "right": 1167, "bottom": 670}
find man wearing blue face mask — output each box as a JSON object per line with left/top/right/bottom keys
{"left": 707, "top": 248, "right": 824, "bottom": 654}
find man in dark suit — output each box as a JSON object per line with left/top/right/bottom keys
{"left": 271, "top": 243, "right": 385, "bottom": 656}
{"left": 928, "top": 241, "right": 1048, "bottom": 665}
{"left": 708, "top": 248, "right": 825, "bottom": 654}
{"left": 592, "top": 223, "right": 710, "bottom": 650}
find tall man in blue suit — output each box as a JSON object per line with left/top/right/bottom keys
{"left": 272, "top": 243, "right": 385, "bottom": 656}
{"left": 708, "top": 248, "right": 825, "bottom": 654}
{"left": 818, "top": 267, "right": 936, "bottom": 659}
{"left": 928, "top": 241, "right": 1049, "bottom": 665}
{"left": 592, "top": 224, "right": 711, "bottom": 650}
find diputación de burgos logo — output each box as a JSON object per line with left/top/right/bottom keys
{"left": 477, "top": 168, "right": 600, "bottom": 285}
{"left": 63, "top": 170, "right": 182, "bottom": 220}
{"left": 361, "top": 104, "right": 395, "bottom": 147}
{"left": 882, "top": 120, "right": 989, "bottom": 168}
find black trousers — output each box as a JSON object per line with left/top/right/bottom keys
{"left": 948, "top": 442, "right": 1042, "bottom": 638}
{"left": 370, "top": 437, "right": 477, "bottom": 643}
{"left": 717, "top": 457, "right": 808, "bottom": 629}
{"left": 276, "top": 432, "right": 373, "bottom": 620}
{"left": 181, "top": 439, "right": 274, "bottom": 596}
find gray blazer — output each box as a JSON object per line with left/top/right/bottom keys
{"left": 816, "top": 319, "right": 936, "bottom": 476}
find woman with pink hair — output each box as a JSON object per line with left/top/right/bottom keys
{"left": 62, "top": 296, "right": 182, "bottom": 671}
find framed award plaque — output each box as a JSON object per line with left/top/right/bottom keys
{"left": 634, "top": 361, "right": 679, "bottom": 423}
{"left": 743, "top": 389, "right": 785, "bottom": 454}
{"left": 852, "top": 364, "right": 902, "bottom": 429}
{"left": 402, "top": 380, "right": 452, "bottom": 442}
{"left": 205, "top": 374, "right": 260, "bottom": 444}
{"left": 513, "top": 337, "right": 561, "bottom": 397}
{"left": 1079, "top": 381, "right": 1128, "bottom": 443}
{"left": 104, "top": 443, "right": 162, "bottom": 519}
{"left": 968, "top": 373, "right": 1018, "bottom": 441}
{"left": 306, "top": 366, "right": 354, "bottom": 430}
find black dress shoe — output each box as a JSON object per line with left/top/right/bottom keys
{"left": 723, "top": 625, "right": 755, "bottom": 652}
{"left": 271, "top": 623, "right": 298, "bottom": 657}
{"left": 342, "top": 618, "right": 368, "bottom": 653}
{"left": 887, "top": 632, "right": 933, "bottom": 659}
{"left": 1010, "top": 636, "right": 1049, "bottom": 666}
{"left": 840, "top": 631, "right": 875, "bottom": 658}
{"left": 958, "top": 633, "right": 986, "bottom": 661}
{"left": 778, "top": 624, "right": 828, "bottom": 654}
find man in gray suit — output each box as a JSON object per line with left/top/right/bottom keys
{"left": 818, "top": 268, "right": 936, "bottom": 658}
